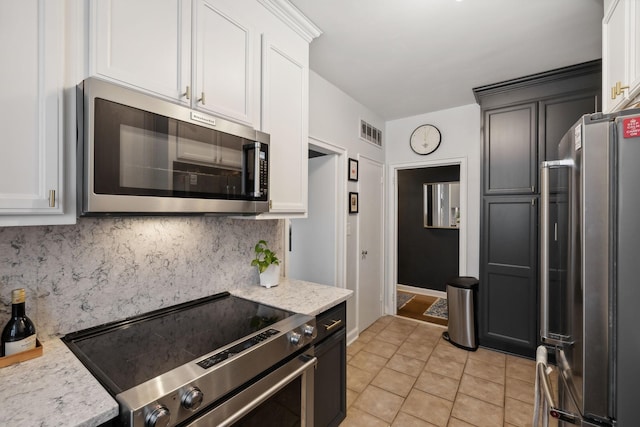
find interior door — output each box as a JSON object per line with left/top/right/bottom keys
{"left": 357, "top": 157, "right": 384, "bottom": 331}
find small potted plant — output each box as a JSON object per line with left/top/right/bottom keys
{"left": 251, "top": 240, "right": 281, "bottom": 288}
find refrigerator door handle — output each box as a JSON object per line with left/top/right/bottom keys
{"left": 540, "top": 160, "right": 574, "bottom": 346}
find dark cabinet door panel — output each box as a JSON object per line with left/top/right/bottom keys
{"left": 481, "top": 269, "right": 537, "bottom": 354}
{"left": 480, "top": 196, "right": 538, "bottom": 357}
{"left": 487, "top": 200, "right": 533, "bottom": 267}
{"left": 483, "top": 103, "right": 537, "bottom": 195}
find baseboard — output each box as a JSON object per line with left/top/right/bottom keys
{"left": 397, "top": 284, "right": 446, "bottom": 299}
{"left": 346, "top": 327, "right": 359, "bottom": 346}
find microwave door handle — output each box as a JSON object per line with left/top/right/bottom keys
{"left": 540, "top": 160, "right": 574, "bottom": 346}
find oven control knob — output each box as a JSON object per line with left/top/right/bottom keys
{"left": 303, "top": 324, "right": 315, "bottom": 337}
{"left": 181, "top": 386, "right": 204, "bottom": 411}
{"left": 145, "top": 404, "right": 171, "bottom": 427}
{"left": 289, "top": 331, "right": 302, "bottom": 345}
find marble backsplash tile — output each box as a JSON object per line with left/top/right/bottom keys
{"left": 0, "top": 216, "right": 283, "bottom": 339}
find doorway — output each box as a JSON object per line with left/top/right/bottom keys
{"left": 387, "top": 158, "right": 468, "bottom": 317}
{"left": 287, "top": 137, "right": 347, "bottom": 289}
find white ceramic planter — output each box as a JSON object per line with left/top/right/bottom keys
{"left": 259, "top": 264, "right": 280, "bottom": 288}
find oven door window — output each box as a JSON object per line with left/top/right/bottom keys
{"left": 231, "top": 376, "right": 302, "bottom": 427}
{"left": 94, "top": 98, "right": 248, "bottom": 199}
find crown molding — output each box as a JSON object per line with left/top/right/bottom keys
{"left": 258, "top": 0, "right": 322, "bottom": 42}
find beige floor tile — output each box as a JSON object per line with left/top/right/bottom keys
{"left": 458, "top": 373, "right": 505, "bottom": 407}
{"left": 451, "top": 393, "right": 504, "bottom": 427}
{"left": 425, "top": 355, "right": 465, "bottom": 380}
{"left": 402, "top": 388, "right": 453, "bottom": 427}
{"left": 349, "top": 350, "right": 388, "bottom": 374}
{"left": 377, "top": 328, "right": 409, "bottom": 346}
{"left": 468, "top": 347, "right": 506, "bottom": 367}
{"left": 506, "top": 376, "right": 535, "bottom": 404}
{"left": 386, "top": 318, "right": 419, "bottom": 335}
{"left": 365, "top": 320, "right": 389, "bottom": 334}
{"left": 506, "top": 358, "right": 536, "bottom": 384}
{"left": 346, "top": 364, "right": 376, "bottom": 392}
{"left": 364, "top": 339, "right": 399, "bottom": 359}
{"left": 386, "top": 353, "right": 426, "bottom": 377}
{"left": 396, "top": 340, "right": 434, "bottom": 361}
{"left": 346, "top": 388, "right": 358, "bottom": 408}
{"left": 447, "top": 418, "right": 475, "bottom": 427}
{"left": 504, "top": 396, "right": 534, "bottom": 427}
{"left": 432, "top": 342, "right": 470, "bottom": 365}
{"left": 357, "top": 329, "right": 377, "bottom": 344}
{"left": 392, "top": 411, "right": 439, "bottom": 427}
{"left": 341, "top": 406, "right": 389, "bottom": 427}
{"left": 407, "top": 324, "right": 444, "bottom": 344}
{"left": 372, "top": 367, "right": 417, "bottom": 397}
{"left": 413, "top": 370, "right": 460, "bottom": 401}
{"left": 464, "top": 358, "right": 505, "bottom": 384}
{"left": 346, "top": 353, "right": 353, "bottom": 363}
{"left": 353, "top": 385, "right": 404, "bottom": 423}
{"left": 347, "top": 340, "right": 366, "bottom": 357}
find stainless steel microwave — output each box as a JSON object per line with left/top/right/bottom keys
{"left": 77, "top": 78, "right": 269, "bottom": 215}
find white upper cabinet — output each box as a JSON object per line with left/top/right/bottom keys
{"left": 91, "top": 0, "right": 258, "bottom": 126}
{"left": 603, "top": 0, "right": 640, "bottom": 112}
{"left": 261, "top": 35, "right": 308, "bottom": 214}
{"left": 92, "top": 0, "right": 191, "bottom": 103}
{"left": 0, "top": 0, "right": 67, "bottom": 221}
{"left": 194, "top": 0, "right": 258, "bottom": 125}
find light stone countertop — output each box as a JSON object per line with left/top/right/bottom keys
{"left": 231, "top": 278, "right": 353, "bottom": 316}
{"left": 0, "top": 338, "right": 118, "bottom": 427}
{"left": 0, "top": 279, "right": 350, "bottom": 427}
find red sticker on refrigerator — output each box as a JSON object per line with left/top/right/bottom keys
{"left": 623, "top": 116, "right": 640, "bottom": 138}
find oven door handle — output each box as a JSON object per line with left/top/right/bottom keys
{"left": 217, "top": 355, "right": 317, "bottom": 427}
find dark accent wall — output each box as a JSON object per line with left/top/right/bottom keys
{"left": 397, "top": 165, "right": 460, "bottom": 292}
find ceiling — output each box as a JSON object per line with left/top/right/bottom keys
{"left": 289, "top": 0, "right": 604, "bottom": 121}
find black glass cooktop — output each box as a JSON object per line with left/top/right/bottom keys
{"left": 63, "top": 293, "right": 292, "bottom": 394}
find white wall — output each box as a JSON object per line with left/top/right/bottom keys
{"left": 308, "top": 71, "right": 384, "bottom": 340}
{"left": 385, "top": 103, "right": 482, "bottom": 285}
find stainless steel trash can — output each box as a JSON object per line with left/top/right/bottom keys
{"left": 442, "top": 276, "right": 479, "bottom": 351}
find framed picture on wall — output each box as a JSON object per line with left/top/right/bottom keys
{"left": 349, "top": 192, "right": 359, "bottom": 214}
{"left": 348, "top": 158, "right": 359, "bottom": 181}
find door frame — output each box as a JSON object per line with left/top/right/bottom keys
{"left": 387, "top": 156, "right": 468, "bottom": 315}
{"left": 284, "top": 135, "right": 348, "bottom": 290}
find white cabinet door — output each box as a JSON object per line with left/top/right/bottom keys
{"left": 628, "top": 0, "right": 640, "bottom": 99}
{"left": 261, "top": 37, "right": 308, "bottom": 213}
{"left": 194, "top": 0, "right": 257, "bottom": 125}
{"left": 92, "top": 0, "right": 191, "bottom": 102}
{"left": 603, "top": 0, "right": 640, "bottom": 111}
{"left": 603, "top": 0, "right": 627, "bottom": 112}
{"left": 0, "top": 0, "right": 63, "bottom": 215}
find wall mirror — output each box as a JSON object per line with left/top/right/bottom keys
{"left": 424, "top": 181, "right": 460, "bottom": 229}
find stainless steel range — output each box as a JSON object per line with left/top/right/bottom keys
{"left": 63, "top": 292, "right": 317, "bottom": 427}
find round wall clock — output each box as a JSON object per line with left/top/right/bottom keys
{"left": 410, "top": 124, "right": 441, "bottom": 155}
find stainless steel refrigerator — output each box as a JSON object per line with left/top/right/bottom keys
{"left": 539, "top": 109, "right": 640, "bottom": 426}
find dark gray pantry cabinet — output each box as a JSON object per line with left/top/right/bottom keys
{"left": 473, "top": 60, "right": 601, "bottom": 358}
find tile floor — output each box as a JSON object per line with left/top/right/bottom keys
{"left": 341, "top": 315, "right": 558, "bottom": 427}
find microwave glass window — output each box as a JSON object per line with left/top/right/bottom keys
{"left": 94, "top": 98, "right": 250, "bottom": 199}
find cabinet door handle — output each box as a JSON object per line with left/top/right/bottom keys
{"left": 49, "top": 190, "right": 55, "bottom": 208}
{"left": 323, "top": 319, "right": 343, "bottom": 331}
{"left": 183, "top": 86, "right": 191, "bottom": 100}
{"left": 198, "top": 92, "right": 206, "bottom": 105}
{"left": 612, "top": 81, "right": 630, "bottom": 99}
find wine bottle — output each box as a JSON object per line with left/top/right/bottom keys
{"left": 1, "top": 288, "right": 37, "bottom": 357}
